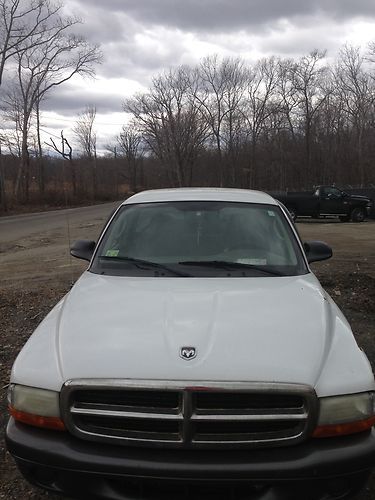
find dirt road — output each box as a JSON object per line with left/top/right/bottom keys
{"left": 1, "top": 205, "right": 375, "bottom": 499}
{"left": 0, "top": 202, "right": 119, "bottom": 243}
{"left": 0, "top": 201, "right": 119, "bottom": 288}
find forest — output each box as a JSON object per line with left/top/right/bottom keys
{"left": 1, "top": 0, "right": 375, "bottom": 212}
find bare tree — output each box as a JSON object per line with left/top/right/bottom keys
{"left": 125, "top": 66, "right": 208, "bottom": 187}
{"left": 45, "top": 129, "right": 78, "bottom": 196}
{"left": 0, "top": 0, "right": 63, "bottom": 86}
{"left": 277, "top": 58, "right": 300, "bottom": 142}
{"left": 1, "top": 86, "right": 23, "bottom": 159}
{"left": 2, "top": 85, "right": 33, "bottom": 195}
{"left": 73, "top": 105, "right": 98, "bottom": 196}
{"left": 46, "top": 129, "right": 73, "bottom": 160}
{"left": 220, "top": 59, "right": 247, "bottom": 185}
{"left": 290, "top": 50, "right": 331, "bottom": 182}
{"left": 73, "top": 105, "right": 97, "bottom": 160}
{"left": 3, "top": 46, "right": 375, "bottom": 208}
{"left": 194, "top": 56, "right": 246, "bottom": 186}
{"left": 118, "top": 123, "right": 143, "bottom": 193}
{"left": 11, "top": 11, "right": 100, "bottom": 200}
{"left": 34, "top": 93, "right": 46, "bottom": 194}
{"left": 335, "top": 45, "right": 375, "bottom": 185}
{"left": 241, "top": 56, "right": 279, "bottom": 187}
{"left": 0, "top": 125, "right": 22, "bottom": 158}
{"left": 0, "top": 141, "right": 6, "bottom": 210}
{"left": 104, "top": 143, "right": 118, "bottom": 158}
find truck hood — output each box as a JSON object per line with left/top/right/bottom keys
{"left": 59, "top": 272, "right": 331, "bottom": 386}
{"left": 12, "top": 271, "right": 374, "bottom": 397}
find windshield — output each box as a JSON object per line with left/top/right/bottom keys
{"left": 90, "top": 201, "right": 307, "bottom": 277}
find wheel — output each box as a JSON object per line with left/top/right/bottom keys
{"left": 339, "top": 215, "right": 350, "bottom": 222}
{"left": 350, "top": 207, "right": 366, "bottom": 222}
{"left": 288, "top": 207, "right": 297, "bottom": 221}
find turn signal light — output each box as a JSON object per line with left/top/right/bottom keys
{"left": 313, "top": 416, "right": 375, "bottom": 438}
{"left": 9, "top": 405, "right": 65, "bottom": 431}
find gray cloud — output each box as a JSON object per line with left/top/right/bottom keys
{"left": 67, "top": 4, "right": 136, "bottom": 44}
{"left": 258, "top": 18, "right": 346, "bottom": 56}
{"left": 97, "top": 31, "right": 192, "bottom": 83}
{"left": 32, "top": 0, "right": 375, "bottom": 144}
{"left": 63, "top": 0, "right": 375, "bottom": 84}
{"left": 42, "top": 85, "right": 123, "bottom": 115}
{"left": 40, "top": 0, "right": 375, "bottom": 120}
{"left": 72, "top": 0, "right": 375, "bottom": 33}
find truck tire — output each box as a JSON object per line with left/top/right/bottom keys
{"left": 350, "top": 207, "right": 366, "bottom": 222}
{"left": 339, "top": 215, "right": 350, "bottom": 222}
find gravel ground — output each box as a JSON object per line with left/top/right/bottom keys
{"left": 0, "top": 214, "right": 375, "bottom": 499}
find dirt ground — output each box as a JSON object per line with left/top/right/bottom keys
{"left": 0, "top": 208, "right": 375, "bottom": 499}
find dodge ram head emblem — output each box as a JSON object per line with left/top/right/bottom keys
{"left": 180, "top": 347, "right": 197, "bottom": 360}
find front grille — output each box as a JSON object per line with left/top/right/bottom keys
{"left": 75, "top": 415, "right": 181, "bottom": 440}
{"left": 194, "top": 392, "right": 304, "bottom": 411}
{"left": 73, "top": 389, "right": 181, "bottom": 413}
{"left": 61, "top": 380, "right": 317, "bottom": 449}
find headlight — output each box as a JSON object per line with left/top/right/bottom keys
{"left": 313, "top": 392, "right": 375, "bottom": 438}
{"left": 8, "top": 384, "right": 65, "bottom": 431}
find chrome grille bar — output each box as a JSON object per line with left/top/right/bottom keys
{"left": 70, "top": 407, "right": 184, "bottom": 420}
{"left": 190, "top": 413, "right": 308, "bottom": 421}
{"left": 61, "top": 380, "right": 318, "bottom": 449}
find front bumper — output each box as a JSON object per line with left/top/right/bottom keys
{"left": 6, "top": 418, "right": 375, "bottom": 499}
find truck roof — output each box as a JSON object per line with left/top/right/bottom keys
{"left": 123, "top": 188, "right": 277, "bottom": 206}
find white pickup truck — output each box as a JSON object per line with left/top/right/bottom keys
{"left": 6, "top": 188, "right": 375, "bottom": 500}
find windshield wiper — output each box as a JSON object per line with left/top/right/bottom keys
{"left": 99, "top": 256, "right": 192, "bottom": 277}
{"left": 178, "top": 260, "right": 285, "bottom": 276}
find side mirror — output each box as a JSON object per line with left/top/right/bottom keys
{"left": 70, "top": 239, "right": 96, "bottom": 261}
{"left": 304, "top": 241, "right": 332, "bottom": 263}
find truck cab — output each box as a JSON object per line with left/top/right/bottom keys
{"left": 314, "top": 186, "right": 349, "bottom": 216}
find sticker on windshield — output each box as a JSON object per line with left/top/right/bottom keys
{"left": 237, "top": 258, "right": 267, "bottom": 265}
{"left": 268, "top": 211, "right": 275, "bottom": 217}
{"left": 105, "top": 249, "right": 119, "bottom": 257}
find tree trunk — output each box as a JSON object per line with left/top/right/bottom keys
{"left": 131, "top": 160, "right": 137, "bottom": 193}
{"left": 248, "top": 138, "right": 257, "bottom": 189}
{"left": 216, "top": 136, "right": 223, "bottom": 187}
{"left": 92, "top": 156, "right": 98, "bottom": 199}
{"left": 305, "top": 121, "right": 312, "bottom": 185}
{"left": 15, "top": 115, "right": 30, "bottom": 202}
{"left": 358, "top": 125, "right": 364, "bottom": 187}
{"left": 70, "top": 161, "right": 77, "bottom": 198}
{"left": 0, "top": 145, "right": 7, "bottom": 212}
{"left": 36, "top": 101, "right": 45, "bottom": 197}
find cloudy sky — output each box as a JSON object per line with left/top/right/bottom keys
{"left": 41, "top": 0, "right": 375, "bottom": 153}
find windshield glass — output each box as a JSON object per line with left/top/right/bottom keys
{"left": 90, "top": 201, "right": 307, "bottom": 277}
